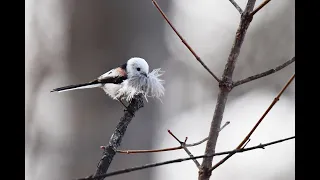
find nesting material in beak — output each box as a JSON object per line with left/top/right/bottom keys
{"left": 116, "top": 68, "right": 165, "bottom": 102}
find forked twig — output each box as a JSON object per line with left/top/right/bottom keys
{"left": 151, "top": 0, "right": 220, "bottom": 82}
{"left": 199, "top": 2, "right": 257, "bottom": 178}
{"left": 116, "top": 121, "right": 230, "bottom": 154}
{"left": 76, "top": 136, "right": 295, "bottom": 180}
{"left": 210, "top": 74, "right": 295, "bottom": 172}
{"left": 168, "top": 130, "right": 201, "bottom": 168}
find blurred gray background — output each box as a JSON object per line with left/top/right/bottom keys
{"left": 25, "top": 0, "right": 295, "bottom": 180}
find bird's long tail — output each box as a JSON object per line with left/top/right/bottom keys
{"left": 51, "top": 82, "right": 102, "bottom": 93}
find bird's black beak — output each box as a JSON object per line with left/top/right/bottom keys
{"left": 142, "top": 72, "right": 148, "bottom": 77}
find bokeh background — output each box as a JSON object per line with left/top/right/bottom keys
{"left": 25, "top": 0, "right": 295, "bottom": 180}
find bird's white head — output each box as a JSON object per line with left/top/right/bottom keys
{"left": 126, "top": 57, "right": 149, "bottom": 78}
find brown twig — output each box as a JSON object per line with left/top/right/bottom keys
{"left": 76, "top": 136, "right": 295, "bottom": 180}
{"left": 116, "top": 121, "right": 230, "bottom": 154}
{"left": 251, "top": 0, "right": 272, "bottom": 16}
{"left": 199, "top": 1, "right": 256, "bottom": 179}
{"left": 151, "top": 0, "right": 220, "bottom": 82}
{"left": 115, "top": 146, "right": 182, "bottom": 154}
{"left": 233, "top": 57, "right": 295, "bottom": 87}
{"left": 228, "top": 0, "right": 243, "bottom": 14}
{"left": 168, "top": 130, "right": 201, "bottom": 169}
{"left": 209, "top": 74, "right": 295, "bottom": 172}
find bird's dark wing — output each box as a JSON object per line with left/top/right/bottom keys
{"left": 91, "top": 67, "right": 127, "bottom": 84}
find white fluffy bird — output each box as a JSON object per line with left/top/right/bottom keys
{"left": 51, "top": 57, "right": 165, "bottom": 103}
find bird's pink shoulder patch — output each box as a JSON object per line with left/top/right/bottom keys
{"left": 115, "top": 67, "right": 127, "bottom": 77}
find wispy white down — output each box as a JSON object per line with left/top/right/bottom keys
{"left": 116, "top": 68, "right": 165, "bottom": 102}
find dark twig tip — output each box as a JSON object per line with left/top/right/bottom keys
{"left": 184, "top": 137, "right": 188, "bottom": 144}
{"left": 168, "top": 130, "right": 182, "bottom": 143}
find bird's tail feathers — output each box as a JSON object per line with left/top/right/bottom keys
{"left": 51, "top": 82, "right": 102, "bottom": 93}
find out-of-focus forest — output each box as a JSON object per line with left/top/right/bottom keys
{"left": 25, "top": 0, "right": 294, "bottom": 180}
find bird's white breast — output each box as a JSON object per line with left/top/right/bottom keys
{"left": 102, "top": 83, "right": 122, "bottom": 100}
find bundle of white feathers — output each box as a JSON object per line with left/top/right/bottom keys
{"left": 116, "top": 68, "right": 165, "bottom": 102}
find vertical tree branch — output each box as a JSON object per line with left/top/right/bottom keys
{"left": 209, "top": 74, "right": 295, "bottom": 171}
{"left": 198, "top": 1, "right": 256, "bottom": 179}
{"left": 93, "top": 94, "right": 144, "bottom": 180}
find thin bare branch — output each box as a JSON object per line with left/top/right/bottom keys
{"left": 116, "top": 121, "right": 231, "bottom": 154}
{"left": 168, "top": 130, "right": 201, "bottom": 169}
{"left": 251, "top": 0, "right": 272, "bottom": 16}
{"left": 242, "top": 139, "right": 251, "bottom": 149}
{"left": 116, "top": 146, "right": 182, "bottom": 154}
{"left": 76, "top": 136, "right": 295, "bottom": 180}
{"left": 233, "top": 57, "right": 295, "bottom": 87}
{"left": 167, "top": 130, "right": 181, "bottom": 143}
{"left": 210, "top": 74, "right": 295, "bottom": 172}
{"left": 151, "top": 0, "right": 220, "bottom": 82}
{"left": 219, "top": 121, "right": 231, "bottom": 132}
{"left": 181, "top": 145, "right": 200, "bottom": 167}
{"left": 186, "top": 121, "right": 230, "bottom": 147}
{"left": 228, "top": 0, "right": 243, "bottom": 14}
{"left": 199, "top": 1, "right": 256, "bottom": 179}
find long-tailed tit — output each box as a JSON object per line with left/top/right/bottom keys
{"left": 51, "top": 57, "right": 165, "bottom": 103}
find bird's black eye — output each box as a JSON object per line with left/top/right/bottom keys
{"left": 137, "top": 68, "right": 141, "bottom": 71}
